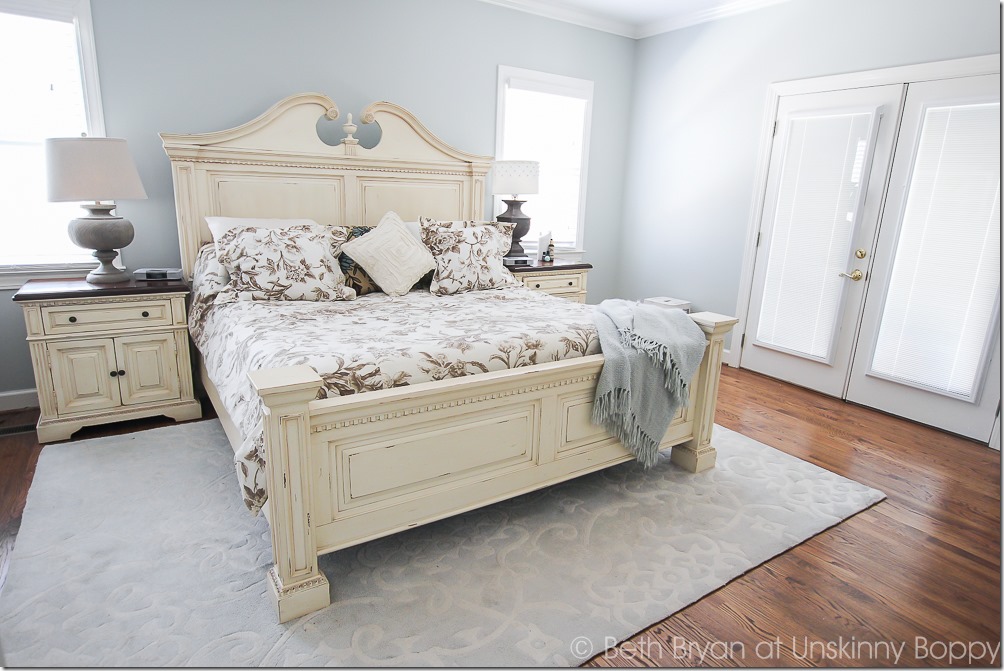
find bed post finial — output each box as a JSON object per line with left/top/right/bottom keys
{"left": 341, "top": 113, "right": 359, "bottom": 154}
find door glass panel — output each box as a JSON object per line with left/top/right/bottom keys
{"left": 870, "top": 102, "right": 1000, "bottom": 399}
{"left": 755, "top": 110, "right": 876, "bottom": 360}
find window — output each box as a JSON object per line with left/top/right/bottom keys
{"left": 496, "top": 66, "right": 593, "bottom": 252}
{"left": 0, "top": 0, "right": 104, "bottom": 282}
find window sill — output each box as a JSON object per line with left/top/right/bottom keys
{"left": 0, "top": 264, "right": 94, "bottom": 291}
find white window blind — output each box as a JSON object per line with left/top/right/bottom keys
{"left": 755, "top": 110, "right": 875, "bottom": 360}
{"left": 870, "top": 102, "right": 1001, "bottom": 399}
{"left": 496, "top": 67, "right": 593, "bottom": 249}
{"left": 0, "top": 4, "right": 97, "bottom": 267}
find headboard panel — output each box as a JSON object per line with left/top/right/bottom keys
{"left": 161, "top": 93, "right": 492, "bottom": 278}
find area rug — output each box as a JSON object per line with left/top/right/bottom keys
{"left": 0, "top": 420, "right": 883, "bottom": 666}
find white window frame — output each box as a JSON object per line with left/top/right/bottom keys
{"left": 495, "top": 65, "right": 593, "bottom": 259}
{"left": 0, "top": 0, "right": 106, "bottom": 290}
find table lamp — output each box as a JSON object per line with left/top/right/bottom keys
{"left": 492, "top": 160, "right": 539, "bottom": 258}
{"left": 45, "top": 137, "right": 147, "bottom": 284}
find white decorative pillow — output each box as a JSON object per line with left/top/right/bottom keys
{"left": 215, "top": 224, "right": 356, "bottom": 303}
{"left": 206, "top": 216, "right": 318, "bottom": 256}
{"left": 339, "top": 211, "right": 437, "bottom": 297}
{"left": 419, "top": 217, "right": 519, "bottom": 296}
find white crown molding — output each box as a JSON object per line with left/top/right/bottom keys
{"left": 477, "top": 0, "right": 639, "bottom": 38}
{"left": 477, "top": 0, "right": 792, "bottom": 39}
{"left": 637, "top": 0, "right": 792, "bottom": 38}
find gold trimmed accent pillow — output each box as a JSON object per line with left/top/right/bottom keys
{"left": 339, "top": 212, "right": 437, "bottom": 297}
{"left": 215, "top": 224, "right": 356, "bottom": 303}
{"left": 419, "top": 217, "right": 519, "bottom": 296}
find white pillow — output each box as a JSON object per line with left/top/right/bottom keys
{"left": 340, "top": 212, "right": 436, "bottom": 297}
{"left": 205, "top": 216, "right": 318, "bottom": 256}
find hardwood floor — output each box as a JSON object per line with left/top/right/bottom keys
{"left": 589, "top": 367, "right": 1001, "bottom": 667}
{"left": 0, "top": 368, "right": 998, "bottom": 667}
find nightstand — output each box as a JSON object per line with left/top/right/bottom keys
{"left": 13, "top": 278, "right": 202, "bottom": 442}
{"left": 511, "top": 259, "right": 592, "bottom": 303}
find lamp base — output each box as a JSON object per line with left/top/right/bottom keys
{"left": 85, "top": 250, "right": 130, "bottom": 284}
{"left": 496, "top": 199, "right": 531, "bottom": 257}
{"left": 67, "top": 205, "right": 135, "bottom": 285}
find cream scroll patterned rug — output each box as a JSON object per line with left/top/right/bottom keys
{"left": 0, "top": 420, "right": 883, "bottom": 666}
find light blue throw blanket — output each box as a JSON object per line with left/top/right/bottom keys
{"left": 591, "top": 299, "right": 708, "bottom": 467}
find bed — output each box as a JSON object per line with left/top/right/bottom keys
{"left": 161, "top": 93, "right": 737, "bottom": 622}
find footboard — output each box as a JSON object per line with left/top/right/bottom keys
{"left": 250, "top": 311, "right": 736, "bottom": 622}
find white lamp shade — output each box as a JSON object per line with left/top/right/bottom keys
{"left": 492, "top": 160, "right": 539, "bottom": 196}
{"left": 45, "top": 137, "right": 147, "bottom": 202}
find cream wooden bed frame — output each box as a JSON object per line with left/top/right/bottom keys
{"left": 161, "top": 93, "right": 737, "bottom": 623}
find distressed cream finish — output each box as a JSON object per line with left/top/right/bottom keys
{"left": 19, "top": 290, "right": 201, "bottom": 442}
{"left": 517, "top": 267, "right": 589, "bottom": 302}
{"left": 161, "top": 94, "right": 737, "bottom": 622}
{"left": 161, "top": 93, "right": 492, "bottom": 279}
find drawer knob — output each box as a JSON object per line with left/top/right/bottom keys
{"left": 535, "top": 283, "right": 541, "bottom": 289}
{"left": 68, "top": 316, "right": 77, "bottom": 323}
{"left": 109, "top": 370, "right": 118, "bottom": 378}
{"left": 118, "top": 369, "right": 126, "bottom": 377}
{"left": 141, "top": 311, "right": 150, "bottom": 318}
{"left": 568, "top": 281, "right": 574, "bottom": 286}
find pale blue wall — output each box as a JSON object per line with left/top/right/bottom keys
{"left": 0, "top": 0, "right": 635, "bottom": 396}
{"left": 2, "top": 0, "right": 1000, "bottom": 398}
{"left": 618, "top": 0, "right": 1001, "bottom": 346}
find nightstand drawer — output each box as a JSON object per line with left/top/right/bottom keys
{"left": 41, "top": 299, "right": 174, "bottom": 335}
{"left": 521, "top": 274, "right": 583, "bottom": 293}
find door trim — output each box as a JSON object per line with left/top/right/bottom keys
{"left": 728, "top": 54, "right": 1000, "bottom": 368}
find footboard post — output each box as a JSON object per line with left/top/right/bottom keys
{"left": 671, "top": 312, "right": 738, "bottom": 473}
{"left": 249, "top": 365, "right": 329, "bottom": 623}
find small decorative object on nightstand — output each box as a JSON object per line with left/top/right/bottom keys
{"left": 44, "top": 137, "right": 147, "bottom": 284}
{"left": 13, "top": 278, "right": 202, "bottom": 442}
{"left": 512, "top": 258, "right": 592, "bottom": 303}
{"left": 542, "top": 238, "right": 556, "bottom": 263}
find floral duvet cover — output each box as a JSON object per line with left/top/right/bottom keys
{"left": 189, "top": 245, "right": 600, "bottom": 514}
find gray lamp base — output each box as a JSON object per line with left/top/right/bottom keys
{"left": 497, "top": 199, "right": 531, "bottom": 257}
{"left": 85, "top": 250, "right": 130, "bottom": 284}
{"left": 67, "top": 204, "right": 135, "bottom": 284}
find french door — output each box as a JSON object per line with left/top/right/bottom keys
{"left": 846, "top": 75, "right": 1000, "bottom": 441}
{"left": 741, "top": 85, "right": 905, "bottom": 397}
{"left": 742, "top": 74, "right": 1000, "bottom": 442}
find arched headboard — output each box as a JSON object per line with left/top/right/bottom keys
{"left": 161, "top": 93, "right": 493, "bottom": 278}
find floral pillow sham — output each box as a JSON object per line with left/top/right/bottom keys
{"left": 419, "top": 217, "right": 519, "bottom": 296}
{"left": 215, "top": 224, "right": 356, "bottom": 303}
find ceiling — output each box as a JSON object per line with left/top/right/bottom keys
{"left": 478, "top": 0, "right": 791, "bottom": 38}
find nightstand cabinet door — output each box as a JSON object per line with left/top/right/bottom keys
{"left": 114, "top": 334, "right": 180, "bottom": 406}
{"left": 48, "top": 339, "right": 122, "bottom": 415}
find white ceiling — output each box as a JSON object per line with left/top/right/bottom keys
{"left": 478, "top": 0, "right": 791, "bottom": 38}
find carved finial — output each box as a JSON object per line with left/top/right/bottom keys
{"left": 341, "top": 112, "right": 359, "bottom": 146}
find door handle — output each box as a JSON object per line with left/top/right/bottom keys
{"left": 839, "top": 270, "right": 864, "bottom": 281}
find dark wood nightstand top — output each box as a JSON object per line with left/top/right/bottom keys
{"left": 509, "top": 259, "right": 593, "bottom": 273}
{"left": 13, "top": 278, "right": 190, "bottom": 302}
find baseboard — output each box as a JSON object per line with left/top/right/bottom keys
{"left": 0, "top": 388, "right": 39, "bottom": 412}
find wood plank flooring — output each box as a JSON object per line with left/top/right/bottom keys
{"left": 0, "top": 368, "right": 998, "bottom": 667}
{"left": 588, "top": 367, "right": 1001, "bottom": 667}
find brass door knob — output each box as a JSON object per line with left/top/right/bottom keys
{"left": 839, "top": 270, "right": 864, "bottom": 281}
